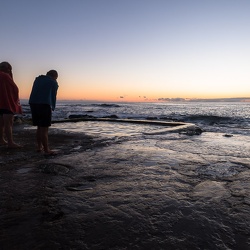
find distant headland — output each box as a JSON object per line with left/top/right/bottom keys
{"left": 158, "top": 97, "right": 250, "bottom": 102}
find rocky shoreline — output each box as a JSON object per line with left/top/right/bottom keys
{"left": 0, "top": 123, "right": 250, "bottom": 249}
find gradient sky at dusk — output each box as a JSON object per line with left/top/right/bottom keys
{"left": 1, "top": 0, "right": 250, "bottom": 102}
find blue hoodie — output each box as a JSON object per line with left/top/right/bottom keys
{"left": 29, "top": 75, "right": 58, "bottom": 110}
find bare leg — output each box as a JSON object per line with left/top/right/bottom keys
{"left": 3, "top": 114, "right": 21, "bottom": 148}
{"left": 36, "top": 127, "right": 43, "bottom": 151}
{"left": 0, "top": 116, "right": 7, "bottom": 144}
{"left": 38, "top": 126, "right": 55, "bottom": 154}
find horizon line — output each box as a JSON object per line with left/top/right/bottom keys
{"left": 20, "top": 97, "right": 250, "bottom": 103}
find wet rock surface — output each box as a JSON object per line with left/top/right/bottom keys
{"left": 0, "top": 124, "right": 250, "bottom": 249}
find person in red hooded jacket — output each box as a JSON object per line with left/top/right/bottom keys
{"left": 0, "top": 61, "right": 22, "bottom": 148}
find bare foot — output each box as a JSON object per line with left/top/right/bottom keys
{"left": 36, "top": 147, "right": 44, "bottom": 152}
{"left": 44, "top": 150, "right": 58, "bottom": 156}
{"left": 8, "top": 142, "right": 22, "bottom": 148}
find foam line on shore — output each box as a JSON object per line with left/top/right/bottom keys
{"left": 51, "top": 118, "right": 203, "bottom": 135}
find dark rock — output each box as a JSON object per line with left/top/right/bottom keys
{"left": 68, "top": 114, "right": 94, "bottom": 119}
{"left": 146, "top": 117, "right": 158, "bottom": 120}
{"left": 100, "top": 103, "right": 120, "bottom": 107}
{"left": 224, "top": 134, "right": 233, "bottom": 137}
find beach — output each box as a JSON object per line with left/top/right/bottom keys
{"left": 1, "top": 121, "right": 250, "bottom": 249}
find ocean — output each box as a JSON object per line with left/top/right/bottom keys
{"left": 21, "top": 100, "right": 250, "bottom": 136}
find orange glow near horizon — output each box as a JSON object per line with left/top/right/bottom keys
{"left": 19, "top": 85, "right": 250, "bottom": 103}
{"left": 17, "top": 64, "right": 250, "bottom": 103}
{"left": 54, "top": 85, "right": 250, "bottom": 102}
{"left": 20, "top": 91, "right": 250, "bottom": 102}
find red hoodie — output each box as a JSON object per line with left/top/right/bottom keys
{"left": 0, "top": 71, "right": 22, "bottom": 114}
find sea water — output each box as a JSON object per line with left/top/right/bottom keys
{"left": 21, "top": 100, "right": 250, "bottom": 136}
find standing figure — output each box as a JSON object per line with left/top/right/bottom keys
{"left": 29, "top": 70, "right": 59, "bottom": 155}
{"left": 0, "top": 61, "right": 22, "bottom": 148}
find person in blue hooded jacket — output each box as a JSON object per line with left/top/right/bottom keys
{"left": 29, "top": 70, "right": 59, "bottom": 155}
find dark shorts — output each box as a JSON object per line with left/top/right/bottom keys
{"left": 0, "top": 109, "right": 14, "bottom": 116}
{"left": 30, "top": 104, "right": 52, "bottom": 127}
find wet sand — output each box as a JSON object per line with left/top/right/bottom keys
{"left": 0, "top": 123, "right": 250, "bottom": 249}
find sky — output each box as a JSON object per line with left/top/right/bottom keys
{"left": 1, "top": 0, "right": 250, "bottom": 102}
